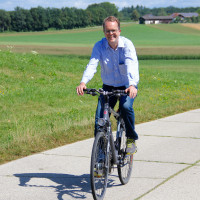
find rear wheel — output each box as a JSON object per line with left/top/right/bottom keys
{"left": 90, "top": 132, "right": 109, "bottom": 200}
{"left": 117, "top": 126, "right": 134, "bottom": 185}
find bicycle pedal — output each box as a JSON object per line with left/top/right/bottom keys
{"left": 94, "top": 168, "right": 103, "bottom": 178}
{"left": 94, "top": 172, "right": 103, "bottom": 178}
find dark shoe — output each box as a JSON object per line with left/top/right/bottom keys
{"left": 94, "top": 149, "right": 105, "bottom": 178}
{"left": 126, "top": 138, "right": 137, "bottom": 155}
{"left": 94, "top": 163, "right": 104, "bottom": 178}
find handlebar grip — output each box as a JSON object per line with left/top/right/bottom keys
{"left": 112, "top": 89, "right": 129, "bottom": 96}
{"left": 113, "top": 89, "right": 126, "bottom": 94}
{"left": 83, "top": 88, "right": 96, "bottom": 92}
{"left": 83, "top": 88, "right": 98, "bottom": 96}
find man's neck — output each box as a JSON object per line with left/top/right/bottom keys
{"left": 109, "top": 42, "right": 118, "bottom": 50}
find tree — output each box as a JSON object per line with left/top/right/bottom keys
{"left": 98, "top": 2, "right": 118, "bottom": 17}
{"left": 10, "top": 7, "right": 28, "bottom": 32}
{"left": 120, "top": 6, "right": 135, "bottom": 21}
{"left": 87, "top": 2, "right": 118, "bottom": 25}
{"left": 48, "top": 8, "right": 63, "bottom": 29}
{"left": 0, "top": 9, "right": 11, "bottom": 32}
{"left": 23, "top": 9, "right": 34, "bottom": 31}
{"left": 87, "top": 4, "right": 107, "bottom": 25}
{"left": 30, "top": 7, "right": 49, "bottom": 31}
{"left": 74, "top": 9, "right": 89, "bottom": 28}
{"left": 196, "top": 8, "right": 200, "bottom": 14}
{"left": 157, "top": 8, "right": 167, "bottom": 16}
{"left": 131, "top": 9, "right": 140, "bottom": 21}
{"left": 61, "top": 7, "right": 76, "bottom": 29}
{"left": 173, "top": 16, "right": 182, "bottom": 23}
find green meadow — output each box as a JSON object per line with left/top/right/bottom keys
{"left": 0, "top": 23, "right": 200, "bottom": 164}
{"left": 1, "top": 23, "right": 200, "bottom": 55}
{"left": 1, "top": 24, "right": 200, "bottom": 46}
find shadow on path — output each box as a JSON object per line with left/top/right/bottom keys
{"left": 14, "top": 173, "right": 120, "bottom": 200}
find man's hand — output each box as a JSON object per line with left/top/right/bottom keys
{"left": 76, "top": 82, "right": 86, "bottom": 96}
{"left": 125, "top": 85, "right": 137, "bottom": 99}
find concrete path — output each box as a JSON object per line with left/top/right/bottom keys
{"left": 0, "top": 109, "right": 199, "bottom": 200}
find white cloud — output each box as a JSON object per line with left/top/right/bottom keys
{"left": 73, "top": 1, "right": 90, "bottom": 9}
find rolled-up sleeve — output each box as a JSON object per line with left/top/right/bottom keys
{"left": 81, "top": 43, "right": 100, "bottom": 84}
{"left": 124, "top": 40, "right": 139, "bottom": 87}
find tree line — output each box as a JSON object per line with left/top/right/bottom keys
{"left": 0, "top": 2, "right": 118, "bottom": 32}
{"left": 0, "top": 2, "right": 199, "bottom": 32}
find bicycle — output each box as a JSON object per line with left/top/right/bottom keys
{"left": 84, "top": 88, "right": 135, "bottom": 200}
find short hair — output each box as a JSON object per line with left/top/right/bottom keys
{"left": 103, "top": 16, "right": 120, "bottom": 32}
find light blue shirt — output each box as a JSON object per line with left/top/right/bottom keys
{"left": 81, "top": 36, "right": 139, "bottom": 87}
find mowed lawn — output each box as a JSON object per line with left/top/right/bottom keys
{"left": 0, "top": 23, "right": 200, "bottom": 164}
{"left": 0, "top": 50, "right": 199, "bottom": 164}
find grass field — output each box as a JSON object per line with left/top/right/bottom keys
{"left": 0, "top": 50, "right": 199, "bottom": 164}
{"left": 0, "top": 23, "right": 200, "bottom": 164}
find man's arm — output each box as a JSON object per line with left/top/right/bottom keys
{"left": 76, "top": 42, "right": 100, "bottom": 96}
{"left": 125, "top": 85, "right": 137, "bottom": 99}
{"left": 76, "top": 82, "right": 86, "bottom": 96}
{"left": 124, "top": 39, "right": 139, "bottom": 88}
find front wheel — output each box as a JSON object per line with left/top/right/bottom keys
{"left": 117, "top": 127, "right": 134, "bottom": 185}
{"left": 90, "top": 132, "right": 109, "bottom": 200}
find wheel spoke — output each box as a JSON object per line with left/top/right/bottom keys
{"left": 91, "top": 132, "right": 109, "bottom": 200}
{"left": 117, "top": 127, "right": 134, "bottom": 185}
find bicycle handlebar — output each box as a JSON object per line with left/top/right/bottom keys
{"left": 83, "top": 88, "right": 128, "bottom": 97}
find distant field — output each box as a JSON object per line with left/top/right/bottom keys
{"left": 174, "top": 23, "right": 200, "bottom": 31}
{"left": 148, "top": 23, "right": 200, "bottom": 35}
{"left": 0, "top": 23, "right": 200, "bottom": 56}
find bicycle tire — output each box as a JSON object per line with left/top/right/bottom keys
{"left": 90, "top": 132, "right": 109, "bottom": 200}
{"left": 117, "top": 124, "right": 134, "bottom": 185}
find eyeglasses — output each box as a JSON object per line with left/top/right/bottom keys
{"left": 105, "top": 29, "right": 118, "bottom": 34}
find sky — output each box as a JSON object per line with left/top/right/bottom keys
{"left": 0, "top": 0, "right": 200, "bottom": 11}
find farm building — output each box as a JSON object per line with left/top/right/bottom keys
{"left": 171, "top": 12, "right": 199, "bottom": 19}
{"left": 171, "top": 13, "right": 199, "bottom": 18}
{"left": 139, "top": 14, "right": 173, "bottom": 24}
{"left": 139, "top": 12, "right": 199, "bottom": 24}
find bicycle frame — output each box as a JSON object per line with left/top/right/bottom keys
{"left": 84, "top": 88, "right": 127, "bottom": 165}
{"left": 98, "top": 92, "right": 120, "bottom": 165}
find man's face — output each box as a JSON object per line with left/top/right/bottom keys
{"left": 104, "top": 21, "right": 121, "bottom": 49}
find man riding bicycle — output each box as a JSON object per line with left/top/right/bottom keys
{"left": 76, "top": 16, "right": 139, "bottom": 154}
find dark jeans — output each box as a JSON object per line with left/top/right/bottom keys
{"left": 94, "top": 84, "right": 138, "bottom": 140}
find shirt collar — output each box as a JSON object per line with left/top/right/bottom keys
{"left": 118, "top": 36, "right": 124, "bottom": 48}
{"left": 105, "top": 36, "right": 124, "bottom": 49}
